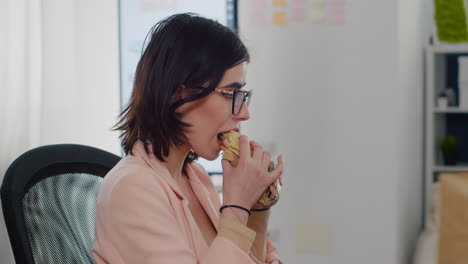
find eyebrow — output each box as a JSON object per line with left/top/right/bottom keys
{"left": 221, "top": 82, "right": 246, "bottom": 89}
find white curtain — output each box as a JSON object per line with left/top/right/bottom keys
{"left": 0, "top": 0, "right": 43, "bottom": 262}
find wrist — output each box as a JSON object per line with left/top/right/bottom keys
{"left": 251, "top": 207, "right": 270, "bottom": 212}
{"left": 220, "top": 207, "right": 249, "bottom": 225}
{"left": 251, "top": 201, "right": 271, "bottom": 211}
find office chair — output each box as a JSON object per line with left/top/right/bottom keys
{"left": 1, "top": 144, "right": 120, "bottom": 264}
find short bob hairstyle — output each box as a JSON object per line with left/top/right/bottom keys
{"left": 114, "top": 13, "right": 250, "bottom": 164}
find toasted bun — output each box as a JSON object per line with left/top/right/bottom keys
{"left": 221, "top": 131, "right": 241, "bottom": 166}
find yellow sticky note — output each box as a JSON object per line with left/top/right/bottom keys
{"left": 273, "top": 12, "right": 287, "bottom": 26}
{"left": 272, "top": 0, "right": 286, "bottom": 7}
{"left": 310, "top": 7, "right": 325, "bottom": 22}
{"left": 309, "top": 0, "right": 325, "bottom": 4}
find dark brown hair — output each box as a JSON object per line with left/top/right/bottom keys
{"left": 113, "top": 13, "right": 250, "bottom": 164}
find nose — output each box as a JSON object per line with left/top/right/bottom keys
{"left": 235, "top": 104, "right": 250, "bottom": 121}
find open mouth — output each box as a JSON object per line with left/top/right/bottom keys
{"left": 217, "top": 133, "right": 225, "bottom": 147}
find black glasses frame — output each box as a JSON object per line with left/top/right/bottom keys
{"left": 232, "top": 89, "right": 253, "bottom": 115}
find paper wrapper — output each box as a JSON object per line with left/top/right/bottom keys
{"left": 221, "top": 131, "right": 280, "bottom": 208}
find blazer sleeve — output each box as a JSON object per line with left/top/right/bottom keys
{"left": 92, "top": 168, "right": 261, "bottom": 264}
{"left": 192, "top": 163, "right": 284, "bottom": 264}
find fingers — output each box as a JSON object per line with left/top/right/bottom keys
{"left": 250, "top": 141, "right": 263, "bottom": 163}
{"left": 270, "top": 155, "right": 284, "bottom": 181}
{"left": 239, "top": 135, "right": 250, "bottom": 161}
{"left": 261, "top": 151, "right": 271, "bottom": 171}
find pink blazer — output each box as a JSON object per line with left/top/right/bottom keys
{"left": 92, "top": 141, "right": 282, "bottom": 263}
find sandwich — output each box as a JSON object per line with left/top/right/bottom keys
{"left": 219, "top": 130, "right": 280, "bottom": 208}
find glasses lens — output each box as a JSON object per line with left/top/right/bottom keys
{"left": 245, "top": 90, "right": 252, "bottom": 106}
{"left": 233, "top": 90, "right": 244, "bottom": 115}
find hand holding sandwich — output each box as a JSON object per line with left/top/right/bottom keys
{"left": 221, "top": 134, "right": 284, "bottom": 211}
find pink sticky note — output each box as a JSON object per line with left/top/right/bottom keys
{"left": 328, "top": 7, "right": 346, "bottom": 24}
{"left": 252, "top": 0, "right": 267, "bottom": 9}
{"left": 291, "top": 8, "right": 305, "bottom": 22}
{"left": 251, "top": 11, "right": 266, "bottom": 27}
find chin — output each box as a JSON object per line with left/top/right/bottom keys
{"left": 192, "top": 139, "right": 222, "bottom": 161}
{"left": 196, "top": 148, "right": 221, "bottom": 161}
{"left": 203, "top": 151, "right": 221, "bottom": 161}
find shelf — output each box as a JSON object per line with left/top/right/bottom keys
{"left": 428, "top": 44, "right": 468, "bottom": 53}
{"left": 434, "top": 107, "right": 468, "bottom": 113}
{"left": 433, "top": 165, "right": 468, "bottom": 172}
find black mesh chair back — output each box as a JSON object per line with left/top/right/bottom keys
{"left": 1, "top": 144, "right": 120, "bottom": 264}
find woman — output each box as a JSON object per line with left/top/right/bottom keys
{"left": 92, "top": 13, "right": 284, "bottom": 263}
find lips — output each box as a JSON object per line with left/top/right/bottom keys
{"left": 217, "top": 129, "right": 239, "bottom": 147}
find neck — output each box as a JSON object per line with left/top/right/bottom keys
{"left": 164, "top": 143, "right": 192, "bottom": 181}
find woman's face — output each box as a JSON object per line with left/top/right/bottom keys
{"left": 177, "top": 62, "right": 250, "bottom": 160}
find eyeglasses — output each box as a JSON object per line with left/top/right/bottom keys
{"left": 215, "top": 88, "right": 253, "bottom": 115}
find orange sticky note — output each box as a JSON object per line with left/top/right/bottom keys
{"left": 273, "top": 12, "right": 287, "bottom": 26}
{"left": 272, "top": 0, "right": 286, "bottom": 7}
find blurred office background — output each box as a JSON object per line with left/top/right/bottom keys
{"left": 3, "top": 0, "right": 468, "bottom": 263}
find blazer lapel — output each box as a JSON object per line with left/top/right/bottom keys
{"left": 186, "top": 163, "right": 220, "bottom": 231}
{"left": 132, "top": 140, "right": 186, "bottom": 200}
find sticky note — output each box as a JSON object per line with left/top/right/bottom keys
{"left": 251, "top": 11, "right": 266, "bottom": 26}
{"left": 310, "top": 7, "right": 325, "bottom": 22}
{"left": 252, "top": 0, "right": 267, "bottom": 9}
{"left": 328, "top": 7, "right": 345, "bottom": 24}
{"left": 272, "top": 0, "right": 286, "bottom": 7}
{"left": 309, "top": 0, "right": 325, "bottom": 4}
{"left": 295, "top": 223, "right": 331, "bottom": 254}
{"left": 291, "top": 8, "right": 305, "bottom": 22}
{"left": 273, "top": 12, "right": 287, "bottom": 26}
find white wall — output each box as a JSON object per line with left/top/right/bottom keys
{"left": 239, "top": 1, "right": 424, "bottom": 263}
{"left": 40, "top": 0, "right": 121, "bottom": 155}
{"left": 396, "top": 0, "right": 426, "bottom": 263}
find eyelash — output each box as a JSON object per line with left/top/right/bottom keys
{"left": 221, "top": 92, "right": 233, "bottom": 99}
